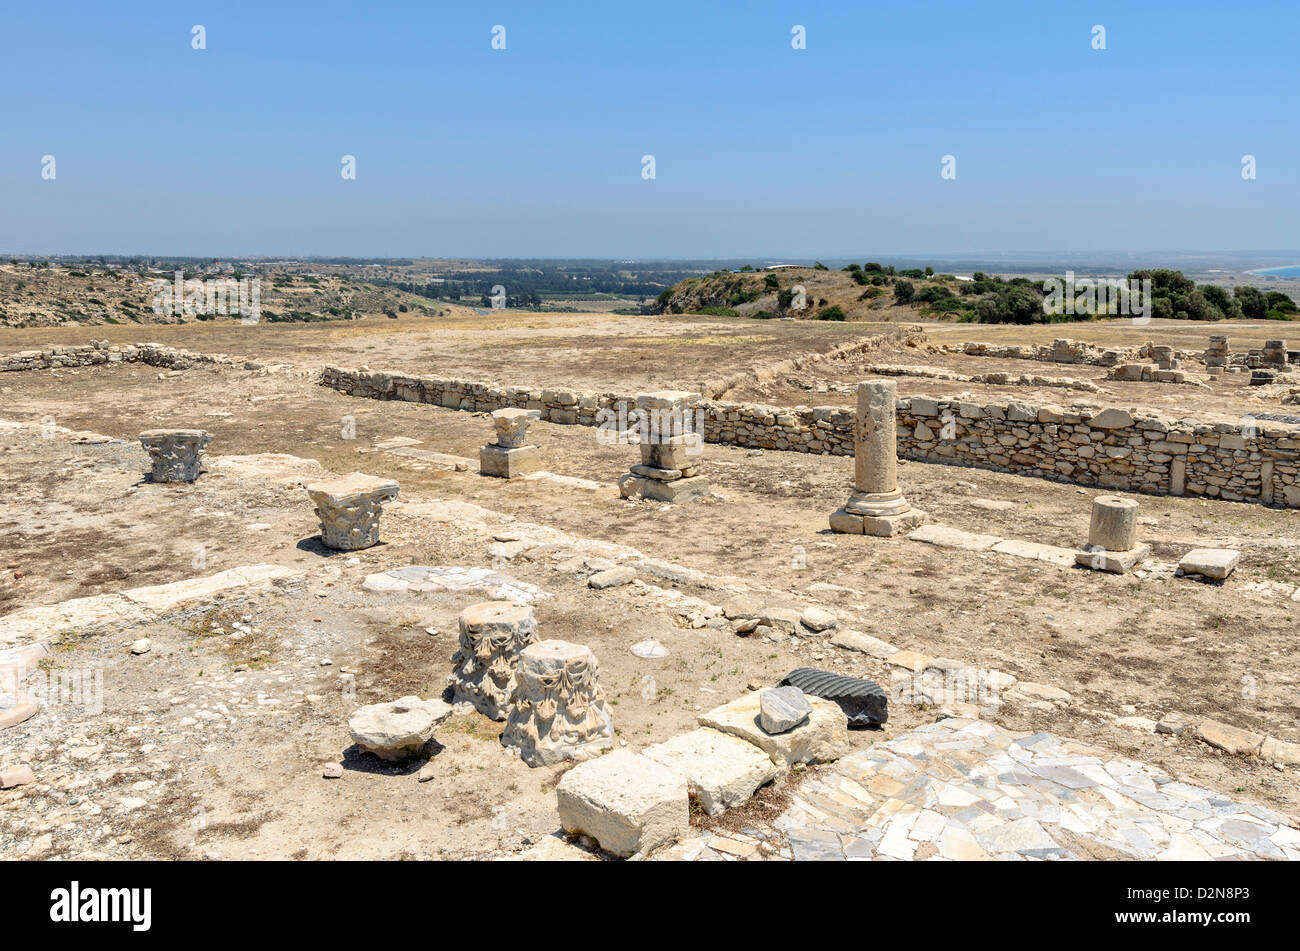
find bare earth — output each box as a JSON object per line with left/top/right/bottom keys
{"left": 1, "top": 310, "right": 1297, "bottom": 860}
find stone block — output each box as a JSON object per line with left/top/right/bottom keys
{"left": 861, "top": 508, "right": 927, "bottom": 537}
{"left": 479, "top": 443, "right": 540, "bottom": 479}
{"left": 907, "top": 524, "right": 1002, "bottom": 551}
{"left": 1177, "top": 548, "right": 1240, "bottom": 580}
{"left": 555, "top": 750, "right": 689, "bottom": 857}
{"left": 698, "top": 692, "right": 848, "bottom": 766}
{"left": 1075, "top": 544, "right": 1150, "bottom": 574}
{"left": 643, "top": 728, "right": 782, "bottom": 816}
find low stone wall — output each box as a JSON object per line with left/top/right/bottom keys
{"left": 950, "top": 338, "right": 1197, "bottom": 368}
{"left": 1, "top": 341, "right": 240, "bottom": 372}
{"left": 320, "top": 365, "right": 1300, "bottom": 508}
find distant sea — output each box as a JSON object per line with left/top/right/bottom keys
{"left": 1248, "top": 265, "right": 1300, "bottom": 278}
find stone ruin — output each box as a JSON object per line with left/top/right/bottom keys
{"left": 618, "top": 390, "right": 710, "bottom": 503}
{"left": 480, "top": 407, "right": 541, "bottom": 479}
{"left": 830, "top": 379, "right": 926, "bottom": 536}
{"left": 501, "top": 639, "right": 615, "bottom": 767}
{"left": 447, "top": 601, "right": 538, "bottom": 720}
{"left": 138, "top": 429, "right": 212, "bottom": 483}
{"left": 348, "top": 696, "right": 453, "bottom": 761}
{"left": 305, "top": 472, "right": 399, "bottom": 551}
{"left": 1075, "top": 495, "right": 1150, "bottom": 573}
{"left": 1204, "top": 335, "right": 1230, "bottom": 375}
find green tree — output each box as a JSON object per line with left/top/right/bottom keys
{"left": 894, "top": 279, "right": 915, "bottom": 304}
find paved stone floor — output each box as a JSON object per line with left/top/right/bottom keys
{"left": 661, "top": 718, "right": 1300, "bottom": 861}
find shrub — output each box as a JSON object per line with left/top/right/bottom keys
{"left": 694, "top": 306, "right": 740, "bottom": 317}
{"left": 816, "top": 305, "right": 846, "bottom": 321}
{"left": 894, "top": 280, "right": 915, "bottom": 304}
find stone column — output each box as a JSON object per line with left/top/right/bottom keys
{"left": 618, "top": 391, "right": 710, "bottom": 503}
{"left": 830, "top": 380, "right": 926, "bottom": 536}
{"left": 1075, "top": 495, "right": 1150, "bottom": 573}
{"left": 139, "top": 429, "right": 213, "bottom": 483}
{"left": 502, "top": 640, "right": 615, "bottom": 767}
{"left": 447, "top": 601, "right": 538, "bottom": 720}
{"left": 480, "top": 408, "right": 541, "bottom": 479}
{"left": 305, "top": 472, "right": 399, "bottom": 551}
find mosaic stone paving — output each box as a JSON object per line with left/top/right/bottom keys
{"left": 660, "top": 718, "right": 1300, "bottom": 861}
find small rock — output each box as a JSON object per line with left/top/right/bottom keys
{"left": 588, "top": 566, "right": 636, "bottom": 590}
{"left": 322, "top": 763, "right": 343, "bottom": 779}
{"left": 799, "top": 606, "right": 836, "bottom": 633}
{"left": 759, "top": 686, "right": 812, "bottom": 734}
{"left": 130, "top": 638, "right": 151, "bottom": 655}
{"left": 629, "top": 639, "right": 668, "bottom": 659}
{"left": 0, "top": 764, "right": 37, "bottom": 788}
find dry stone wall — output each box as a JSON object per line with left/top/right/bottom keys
{"left": 1, "top": 341, "right": 241, "bottom": 372}
{"left": 320, "top": 365, "right": 1300, "bottom": 508}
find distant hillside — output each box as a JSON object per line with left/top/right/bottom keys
{"left": 651, "top": 264, "right": 981, "bottom": 323}
{"left": 652, "top": 263, "right": 1298, "bottom": 324}
{"left": 0, "top": 262, "right": 447, "bottom": 328}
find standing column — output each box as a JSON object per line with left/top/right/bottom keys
{"left": 830, "top": 380, "right": 926, "bottom": 536}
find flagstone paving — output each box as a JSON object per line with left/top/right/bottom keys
{"left": 658, "top": 718, "right": 1300, "bottom": 861}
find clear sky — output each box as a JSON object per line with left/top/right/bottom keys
{"left": 2, "top": 0, "right": 1296, "bottom": 258}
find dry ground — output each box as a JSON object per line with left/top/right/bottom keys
{"left": 2, "top": 312, "right": 1298, "bottom": 859}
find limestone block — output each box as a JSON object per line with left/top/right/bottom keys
{"left": 1177, "top": 548, "right": 1240, "bottom": 580}
{"left": 698, "top": 692, "right": 848, "bottom": 767}
{"left": 1075, "top": 544, "right": 1151, "bottom": 573}
{"left": 618, "top": 473, "right": 710, "bottom": 503}
{"left": 555, "top": 750, "right": 689, "bottom": 857}
{"left": 643, "top": 728, "right": 782, "bottom": 816}
{"left": 480, "top": 443, "right": 540, "bottom": 479}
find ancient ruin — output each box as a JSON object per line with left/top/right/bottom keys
{"left": 830, "top": 379, "right": 926, "bottom": 536}
{"left": 447, "top": 601, "right": 538, "bottom": 720}
{"left": 501, "top": 639, "right": 615, "bottom": 766}
{"left": 305, "top": 472, "right": 400, "bottom": 551}
{"left": 480, "top": 407, "right": 541, "bottom": 479}
{"left": 618, "top": 390, "right": 710, "bottom": 503}
{"left": 138, "top": 428, "right": 212, "bottom": 483}
{"left": 1076, "top": 495, "right": 1151, "bottom": 573}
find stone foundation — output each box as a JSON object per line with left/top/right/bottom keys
{"left": 317, "top": 365, "right": 1300, "bottom": 508}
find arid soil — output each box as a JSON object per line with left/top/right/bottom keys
{"left": 2, "top": 312, "right": 1298, "bottom": 860}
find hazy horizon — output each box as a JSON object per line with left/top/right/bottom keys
{"left": 4, "top": 1, "right": 1297, "bottom": 258}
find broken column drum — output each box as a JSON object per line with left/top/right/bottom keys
{"left": 501, "top": 640, "right": 615, "bottom": 767}
{"left": 139, "top": 429, "right": 213, "bottom": 483}
{"left": 1088, "top": 495, "right": 1138, "bottom": 551}
{"left": 448, "top": 602, "right": 538, "bottom": 721}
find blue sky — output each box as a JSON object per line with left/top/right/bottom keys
{"left": 2, "top": 1, "right": 1296, "bottom": 258}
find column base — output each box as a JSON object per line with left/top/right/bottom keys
{"left": 830, "top": 506, "right": 927, "bottom": 537}
{"left": 845, "top": 488, "right": 912, "bottom": 517}
{"left": 1075, "top": 544, "right": 1151, "bottom": 574}
{"left": 480, "top": 444, "right": 541, "bottom": 479}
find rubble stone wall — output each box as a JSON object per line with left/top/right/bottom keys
{"left": 320, "top": 365, "right": 1300, "bottom": 508}
{"left": 1, "top": 341, "right": 238, "bottom": 372}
